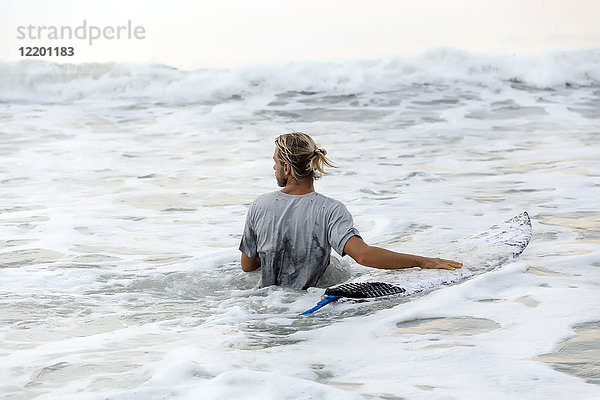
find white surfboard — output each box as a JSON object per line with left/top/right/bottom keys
{"left": 301, "top": 211, "right": 532, "bottom": 314}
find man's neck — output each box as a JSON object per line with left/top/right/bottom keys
{"left": 281, "top": 179, "right": 315, "bottom": 195}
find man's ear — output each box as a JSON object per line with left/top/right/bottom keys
{"left": 283, "top": 162, "right": 291, "bottom": 176}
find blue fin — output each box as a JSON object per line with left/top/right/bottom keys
{"left": 299, "top": 295, "right": 339, "bottom": 315}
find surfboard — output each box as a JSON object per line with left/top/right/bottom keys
{"left": 300, "top": 211, "right": 532, "bottom": 315}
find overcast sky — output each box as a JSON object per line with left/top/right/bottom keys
{"left": 2, "top": 0, "right": 599, "bottom": 69}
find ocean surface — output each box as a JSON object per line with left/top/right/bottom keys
{"left": 1, "top": 48, "right": 599, "bottom": 399}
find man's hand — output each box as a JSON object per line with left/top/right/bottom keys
{"left": 241, "top": 252, "right": 261, "bottom": 272}
{"left": 419, "top": 257, "right": 463, "bottom": 271}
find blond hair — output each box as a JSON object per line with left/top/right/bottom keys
{"left": 275, "top": 132, "right": 335, "bottom": 182}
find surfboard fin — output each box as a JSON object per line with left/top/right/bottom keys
{"left": 299, "top": 295, "right": 339, "bottom": 315}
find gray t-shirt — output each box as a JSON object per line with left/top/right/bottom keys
{"left": 239, "top": 191, "right": 360, "bottom": 289}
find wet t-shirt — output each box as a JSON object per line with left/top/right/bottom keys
{"left": 239, "top": 191, "right": 360, "bottom": 289}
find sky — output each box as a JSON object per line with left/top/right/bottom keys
{"left": 2, "top": 0, "right": 599, "bottom": 69}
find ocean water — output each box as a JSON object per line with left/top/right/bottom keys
{"left": 1, "top": 48, "right": 599, "bottom": 399}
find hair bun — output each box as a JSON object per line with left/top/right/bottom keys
{"left": 313, "top": 148, "right": 327, "bottom": 157}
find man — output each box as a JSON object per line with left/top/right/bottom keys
{"left": 240, "top": 132, "right": 462, "bottom": 289}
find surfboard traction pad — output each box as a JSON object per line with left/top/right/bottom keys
{"left": 325, "top": 281, "right": 406, "bottom": 298}
{"left": 318, "top": 211, "right": 532, "bottom": 302}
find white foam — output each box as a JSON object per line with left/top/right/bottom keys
{"left": 1, "top": 48, "right": 599, "bottom": 103}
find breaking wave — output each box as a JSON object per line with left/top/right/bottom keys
{"left": 1, "top": 47, "right": 599, "bottom": 103}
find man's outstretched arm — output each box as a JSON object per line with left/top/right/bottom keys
{"left": 343, "top": 236, "right": 462, "bottom": 271}
{"left": 241, "top": 252, "right": 261, "bottom": 272}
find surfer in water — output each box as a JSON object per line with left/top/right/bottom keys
{"left": 240, "top": 132, "right": 462, "bottom": 289}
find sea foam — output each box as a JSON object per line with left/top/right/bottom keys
{"left": 1, "top": 48, "right": 599, "bottom": 103}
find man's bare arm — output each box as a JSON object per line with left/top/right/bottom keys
{"left": 343, "top": 236, "right": 462, "bottom": 271}
{"left": 241, "top": 252, "right": 261, "bottom": 272}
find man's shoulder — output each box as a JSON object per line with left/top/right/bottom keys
{"left": 250, "top": 191, "right": 343, "bottom": 208}
{"left": 312, "top": 192, "right": 344, "bottom": 207}
{"left": 252, "top": 191, "right": 280, "bottom": 204}
{"left": 248, "top": 191, "right": 281, "bottom": 211}
{"left": 311, "top": 193, "right": 351, "bottom": 218}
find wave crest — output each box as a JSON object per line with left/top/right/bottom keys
{"left": 2, "top": 48, "right": 599, "bottom": 103}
